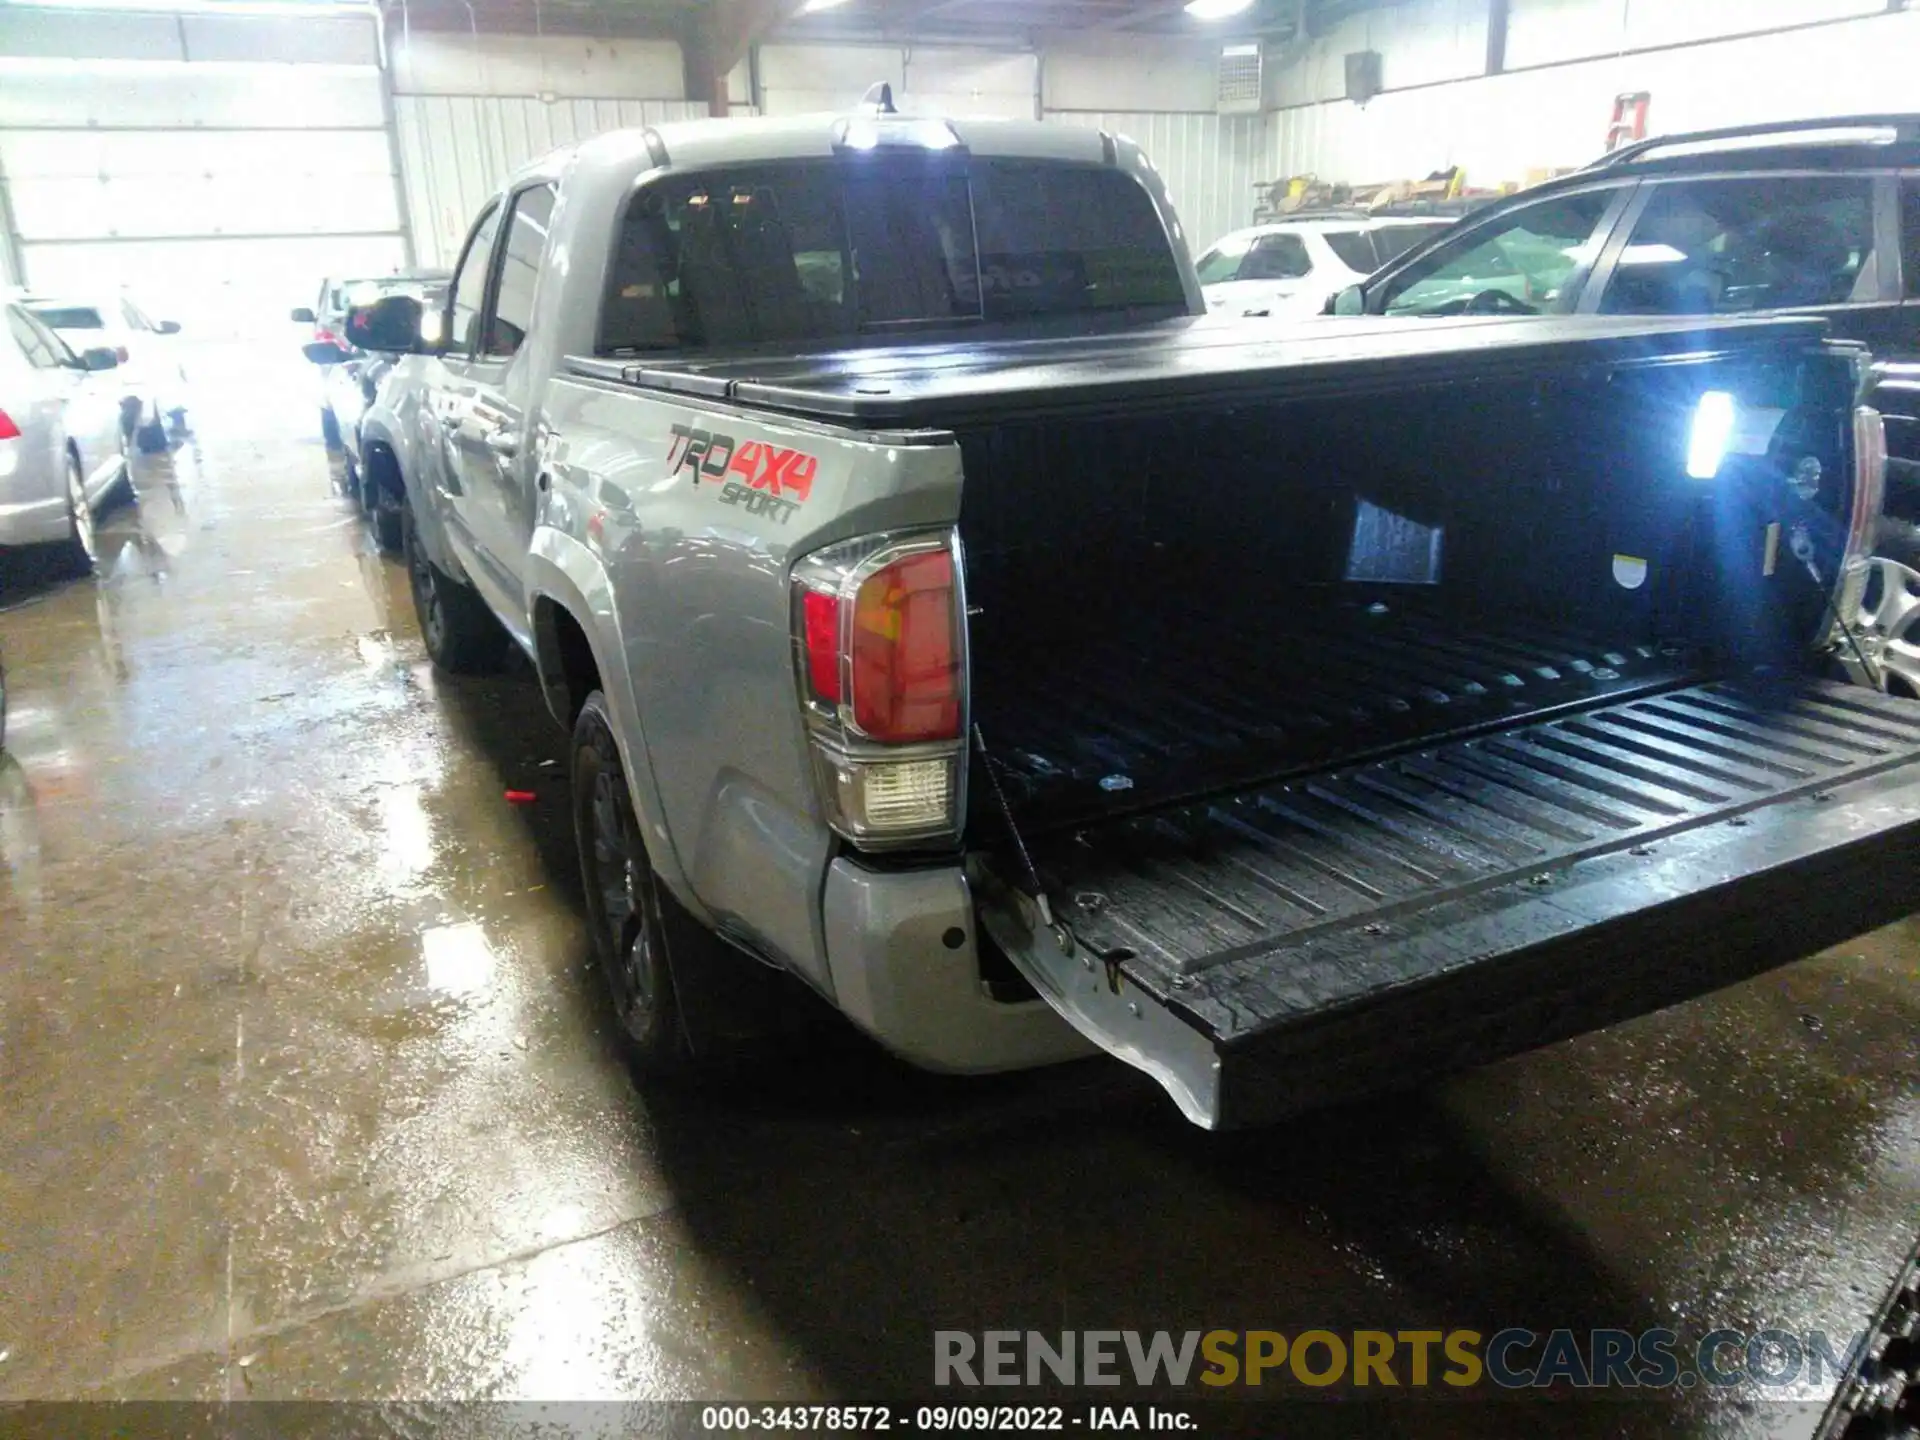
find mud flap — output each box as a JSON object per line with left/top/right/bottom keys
{"left": 974, "top": 680, "right": 1920, "bottom": 1129}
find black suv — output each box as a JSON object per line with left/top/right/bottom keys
{"left": 1332, "top": 115, "right": 1920, "bottom": 551}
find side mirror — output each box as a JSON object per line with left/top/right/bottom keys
{"left": 156, "top": 320, "right": 182, "bottom": 335}
{"left": 344, "top": 295, "right": 428, "bottom": 355}
{"left": 290, "top": 307, "right": 316, "bottom": 324}
{"left": 303, "top": 340, "right": 354, "bottom": 365}
{"left": 79, "top": 346, "right": 120, "bottom": 371}
{"left": 1330, "top": 285, "right": 1366, "bottom": 317}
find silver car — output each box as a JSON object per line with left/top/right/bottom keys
{"left": 0, "top": 297, "right": 131, "bottom": 575}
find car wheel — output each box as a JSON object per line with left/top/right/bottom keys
{"left": 573, "top": 691, "right": 696, "bottom": 1074}
{"left": 369, "top": 472, "right": 404, "bottom": 552}
{"left": 107, "top": 427, "right": 138, "bottom": 508}
{"left": 401, "top": 502, "right": 501, "bottom": 672}
{"left": 55, "top": 451, "right": 97, "bottom": 577}
{"left": 134, "top": 402, "right": 169, "bottom": 455}
{"left": 320, "top": 406, "right": 342, "bottom": 451}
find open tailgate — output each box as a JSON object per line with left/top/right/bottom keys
{"left": 974, "top": 680, "right": 1920, "bottom": 1129}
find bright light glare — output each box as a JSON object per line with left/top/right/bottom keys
{"left": 1688, "top": 391, "right": 1737, "bottom": 480}
{"left": 801, "top": 0, "right": 851, "bottom": 10}
{"left": 1186, "top": 0, "right": 1256, "bottom": 16}
{"left": 1619, "top": 243, "right": 1689, "bottom": 266}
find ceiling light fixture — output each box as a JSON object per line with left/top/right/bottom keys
{"left": 1185, "top": 0, "right": 1256, "bottom": 17}
{"left": 801, "top": 0, "right": 852, "bottom": 12}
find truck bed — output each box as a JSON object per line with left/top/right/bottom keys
{"left": 978, "top": 678, "right": 1920, "bottom": 1127}
{"left": 572, "top": 311, "right": 1834, "bottom": 430}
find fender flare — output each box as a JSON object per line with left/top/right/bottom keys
{"left": 525, "top": 528, "right": 699, "bottom": 913}
{"left": 359, "top": 400, "right": 470, "bottom": 584}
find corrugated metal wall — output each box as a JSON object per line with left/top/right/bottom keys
{"left": 396, "top": 96, "right": 710, "bottom": 266}
{"left": 1048, "top": 111, "right": 1270, "bottom": 254}
{"left": 1269, "top": 4, "right": 1920, "bottom": 189}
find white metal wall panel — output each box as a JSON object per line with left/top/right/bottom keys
{"left": 757, "top": 43, "right": 1035, "bottom": 118}
{"left": 396, "top": 95, "right": 709, "bottom": 265}
{"left": 389, "top": 33, "right": 686, "bottom": 99}
{"left": 0, "top": 58, "right": 386, "bottom": 129}
{"left": 1048, "top": 111, "right": 1271, "bottom": 255}
{"left": 1270, "top": 7, "right": 1920, "bottom": 188}
{"left": 1506, "top": 0, "right": 1885, "bottom": 69}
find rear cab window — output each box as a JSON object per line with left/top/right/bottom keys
{"left": 597, "top": 157, "right": 1186, "bottom": 354}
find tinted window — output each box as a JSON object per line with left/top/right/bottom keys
{"left": 1384, "top": 190, "right": 1615, "bottom": 316}
{"left": 1322, "top": 231, "right": 1379, "bottom": 272}
{"left": 1906, "top": 179, "right": 1920, "bottom": 298}
{"left": 1237, "top": 233, "right": 1312, "bottom": 281}
{"left": 1602, "top": 176, "right": 1877, "bottom": 315}
{"left": 486, "top": 183, "right": 555, "bottom": 357}
{"left": 1195, "top": 237, "right": 1252, "bottom": 285}
{"left": 448, "top": 203, "right": 505, "bottom": 355}
{"left": 598, "top": 158, "right": 1183, "bottom": 354}
{"left": 7, "top": 306, "right": 64, "bottom": 368}
{"left": 28, "top": 306, "right": 105, "bottom": 330}
{"left": 1373, "top": 224, "right": 1447, "bottom": 264}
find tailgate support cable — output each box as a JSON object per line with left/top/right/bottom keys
{"left": 1790, "top": 527, "right": 1883, "bottom": 689}
{"left": 971, "top": 724, "right": 1073, "bottom": 954}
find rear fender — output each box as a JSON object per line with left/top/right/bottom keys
{"left": 525, "top": 528, "right": 693, "bottom": 908}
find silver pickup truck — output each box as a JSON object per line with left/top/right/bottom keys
{"left": 330, "top": 107, "right": 1920, "bottom": 1130}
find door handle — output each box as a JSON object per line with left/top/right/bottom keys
{"left": 484, "top": 428, "right": 520, "bottom": 458}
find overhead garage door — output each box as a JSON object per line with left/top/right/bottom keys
{"left": 0, "top": 9, "right": 407, "bottom": 337}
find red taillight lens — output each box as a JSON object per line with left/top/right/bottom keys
{"left": 850, "top": 549, "right": 960, "bottom": 743}
{"left": 0, "top": 408, "right": 18, "bottom": 440}
{"left": 801, "top": 589, "right": 842, "bottom": 705}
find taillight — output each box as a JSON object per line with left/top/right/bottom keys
{"left": 114, "top": 346, "right": 129, "bottom": 365}
{"left": 792, "top": 531, "right": 967, "bottom": 849}
{"left": 851, "top": 549, "right": 960, "bottom": 743}
{"left": 0, "top": 408, "right": 18, "bottom": 441}
{"left": 802, "top": 590, "right": 843, "bottom": 705}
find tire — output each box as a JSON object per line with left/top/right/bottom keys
{"left": 105, "top": 427, "right": 138, "bottom": 508}
{"left": 573, "top": 691, "right": 698, "bottom": 1074}
{"left": 134, "top": 405, "right": 169, "bottom": 455}
{"left": 55, "top": 451, "right": 97, "bottom": 578}
{"left": 320, "top": 406, "right": 342, "bottom": 451}
{"left": 369, "top": 469, "right": 404, "bottom": 552}
{"left": 402, "top": 502, "right": 501, "bottom": 672}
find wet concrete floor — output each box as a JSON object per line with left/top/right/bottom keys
{"left": 0, "top": 342, "right": 1916, "bottom": 1435}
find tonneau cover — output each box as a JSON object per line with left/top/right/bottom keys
{"left": 567, "top": 312, "right": 1837, "bottom": 430}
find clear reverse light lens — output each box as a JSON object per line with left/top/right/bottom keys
{"left": 1688, "top": 391, "right": 1737, "bottom": 480}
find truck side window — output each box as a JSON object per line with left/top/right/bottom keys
{"left": 485, "top": 182, "right": 556, "bottom": 358}
{"left": 1194, "top": 238, "right": 1251, "bottom": 285}
{"left": 1382, "top": 190, "right": 1615, "bottom": 316}
{"left": 1903, "top": 178, "right": 1920, "bottom": 298}
{"left": 448, "top": 202, "right": 505, "bottom": 356}
{"left": 1601, "top": 176, "right": 1878, "bottom": 314}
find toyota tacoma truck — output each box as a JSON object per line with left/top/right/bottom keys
{"left": 329, "top": 107, "right": 1920, "bottom": 1129}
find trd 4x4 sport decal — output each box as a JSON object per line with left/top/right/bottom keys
{"left": 666, "top": 424, "right": 818, "bottom": 525}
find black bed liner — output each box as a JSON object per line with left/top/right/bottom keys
{"left": 567, "top": 312, "right": 1834, "bottom": 430}
{"left": 976, "top": 679, "right": 1920, "bottom": 1128}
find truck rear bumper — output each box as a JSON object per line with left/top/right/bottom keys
{"left": 821, "top": 858, "right": 1093, "bottom": 1074}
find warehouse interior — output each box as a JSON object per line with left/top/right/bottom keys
{"left": 1, "top": 0, "right": 1918, "bottom": 1431}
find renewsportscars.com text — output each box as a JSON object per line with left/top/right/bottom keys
{"left": 934, "top": 1328, "right": 1864, "bottom": 1391}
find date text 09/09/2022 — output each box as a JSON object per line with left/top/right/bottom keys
{"left": 700, "top": 1406, "right": 1193, "bottom": 1432}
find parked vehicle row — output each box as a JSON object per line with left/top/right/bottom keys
{"left": 312, "top": 106, "right": 1920, "bottom": 1130}
{"left": 0, "top": 292, "right": 134, "bottom": 580}
{"left": 21, "top": 293, "right": 187, "bottom": 454}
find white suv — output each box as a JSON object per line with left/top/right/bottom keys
{"left": 1197, "top": 215, "right": 1455, "bottom": 320}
